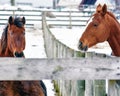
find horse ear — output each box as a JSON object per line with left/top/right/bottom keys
{"left": 96, "top": 4, "right": 102, "bottom": 13}
{"left": 102, "top": 4, "right": 107, "bottom": 16}
{"left": 22, "top": 17, "right": 26, "bottom": 25}
{"left": 8, "top": 16, "right": 14, "bottom": 25}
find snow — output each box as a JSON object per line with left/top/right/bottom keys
{"left": 0, "top": 4, "right": 18, "bottom": 10}
{"left": 58, "top": 0, "right": 81, "bottom": 7}
{"left": 43, "top": 80, "right": 55, "bottom": 96}
{"left": 24, "top": 28, "right": 47, "bottom": 58}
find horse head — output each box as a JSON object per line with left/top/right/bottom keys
{"left": 7, "top": 16, "right": 26, "bottom": 57}
{"left": 78, "top": 4, "right": 111, "bottom": 51}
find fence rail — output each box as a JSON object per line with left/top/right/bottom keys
{"left": 0, "top": 57, "right": 119, "bottom": 80}
{"left": 0, "top": 8, "right": 94, "bottom": 28}
{"left": 0, "top": 5, "right": 119, "bottom": 28}
{"left": 0, "top": 9, "right": 42, "bottom": 28}
{"left": 0, "top": 57, "right": 119, "bottom": 96}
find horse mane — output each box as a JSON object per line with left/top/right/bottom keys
{"left": 1, "top": 25, "right": 8, "bottom": 54}
{"left": 107, "top": 11, "right": 120, "bottom": 24}
{"left": 0, "top": 81, "right": 45, "bottom": 96}
{"left": 13, "top": 81, "right": 42, "bottom": 96}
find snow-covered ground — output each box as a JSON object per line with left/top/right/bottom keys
{"left": 43, "top": 80, "right": 55, "bottom": 96}
{"left": 24, "top": 28, "right": 47, "bottom": 58}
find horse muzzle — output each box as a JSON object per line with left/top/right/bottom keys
{"left": 78, "top": 41, "right": 88, "bottom": 51}
{"left": 14, "top": 52, "right": 24, "bottom": 57}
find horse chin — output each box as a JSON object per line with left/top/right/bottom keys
{"left": 14, "top": 52, "right": 24, "bottom": 57}
{"left": 78, "top": 41, "right": 88, "bottom": 52}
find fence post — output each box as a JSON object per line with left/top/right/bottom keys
{"left": 77, "top": 80, "right": 85, "bottom": 96}
{"left": 12, "top": 10, "right": 15, "bottom": 17}
{"left": 85, "top": 80, "right": 94, "bottom": 96}
{"left": 69, "top": 8, "right": 72, "bottom": 29}
{"left": 94, "top": 80, "right": 106, "bottom": 96}
{"left": 108, "top": 80, "right": 120, "bottom": 96}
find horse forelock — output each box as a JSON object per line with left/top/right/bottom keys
{"left": 14, "top": 17, "right": 24, "bottom": 28}
{"left": 1, "top": 25, "right": 8, "bottom": 54}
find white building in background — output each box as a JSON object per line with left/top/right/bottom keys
{"left": 15, "top": 0, "right": 53, "bottom": 8}
{"left": 0, "top": 0, "right": 114, "bottom": 9}
{"left": 0, "top": 0, "right": 54, "bottom": 8}
{"left": 0, "top": 0, "right": 10, "bottom": 5}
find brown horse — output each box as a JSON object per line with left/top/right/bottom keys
{"left": 0, "top": 16, "right": 25, "bottom": 57}
{"left": 0, "top": 16, "right": 47, "bottom": 96}
{"left": 78, "top": 4, "right": 120, "bottom": 56}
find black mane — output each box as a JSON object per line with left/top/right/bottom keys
{"left": 1, "top": 25, "right": 8, "bottom": 54}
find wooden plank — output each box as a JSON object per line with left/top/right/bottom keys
{"left": 0, "top": 57, "right": 119, "bottom": 80}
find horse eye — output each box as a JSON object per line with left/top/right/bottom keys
{"left": 93, "top": 23, "right": 98, "bottom": 27}
{"left": 97, "top": 11, "right": 100, "bottom": 13}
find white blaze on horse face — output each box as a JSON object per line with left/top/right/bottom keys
{"left": 85, "top": 16, "right": 94, "bottom": 29}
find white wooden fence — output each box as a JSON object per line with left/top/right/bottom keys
{"left": 0, "top": 8, "right": 93, "bottom": 28}
{"left": 0, "top": 9, "right": 42, "bottom": 28}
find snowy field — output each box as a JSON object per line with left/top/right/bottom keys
{"left": 24, "top": 28, "right": 47, "bottom": 58}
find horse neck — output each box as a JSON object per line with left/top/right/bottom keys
{"left": 107, "top": 15, "right": 120, "bottom": 56}
{"left": 0, "top": 25, "right": 14, "bottom": 57}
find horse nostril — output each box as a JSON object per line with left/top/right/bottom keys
{"left": 14, "top": 52, "right": 24, "bottom": 57}
{"left": 78, "top": 41, "right": 83, "bottom": 50}
{"left": 83, "top": 46, "right": 88, "bottom": 51}
{"left": 78, "top": 41, "right": 88, "bottom": 51}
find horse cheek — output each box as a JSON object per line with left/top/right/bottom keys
{"left": 8, "top": 36, "right": 14, "bottom": 51}
{"left": 22, "top": 38, "right": 26, "bottom": 50}
{"left": 23, "top": 41, "right": 25, "bottom": 50}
